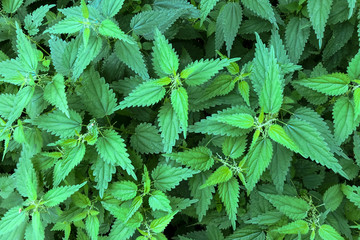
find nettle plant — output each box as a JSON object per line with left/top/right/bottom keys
{"left": 1, "top": 0, "right": 360, "bottom": 239}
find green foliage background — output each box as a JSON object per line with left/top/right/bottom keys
{"left": 0, "top": 0, "right": 360, "bottom": 239}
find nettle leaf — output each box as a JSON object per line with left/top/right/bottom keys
{"left": 101, "top": 0, "right": 124, "bottom": 18}
{"left": 78, "top": 68, "right": 117, "bottom": 118}
{"left": 323, "top": 184, "right": 343, "bottom": 211}
{"left": 164, "top": 146, "right": 214, "bottom": 171}
{"left": 200, "top": 0, "right": 221, "bottom": 25}
{"left": 307, "top": 0, "right": 333, "bottom": 48}
{"left": 285, "top": 17, "right": 310, "bottom": 63}
{"left": 115, "top": 40, "right": 149, "bottom": 79}
{"left": 222, "top": 136, "right": 247, "bottom": 159}
{"left": 2, "top": 0, "right": 23, "bottom": 13}
{"left": 341, "top": 184, "right": 360, "bottom": 208}
{"left": 152, "top": 29, "right": 179, "bottom": 77}
{"left": 274, "top": 220, "right": 309, "bottom": 235}
{"left": 42, "top": 182, "right": 86, "bottom": 207}
{"left": 16, "top": 23, "right": 38, "bottom": 73}
{"left": 31, "top": 211, "right": 45, "bottom": 240}
{"left": 199, "top": 74, "right": 236, "bottom": 102}
{"left": 171, "top": 87, "right": 189, "bottom": 137}
{"left": 86, "top": 215, "right": 100, "bottom": 240}
{"left": 91, "top": 157, "right": 115, "bottom": 199}
{"left": 151, "top": 164, "right": 198, "bottom": 191}
{"left": 347, "top": 50, "right": 360, "bottom": 79}
{"left": 215, "top": 113, "right": 254, "bottom": 129}
{"left": 295, "top": 73, "right": 350, "bottom": 96}
{"left": 96, "top": 129, "right": 136, "bottom": 180}
{"left": 31, "top": 109, "right": 82, "bottom": 138}
{"left": 99, "top": 19, "right": 134, "bottom": 44}
{"left": 354, "top": 88, "right": 360, "bottom": 118}
{"left": 15, "top": 152, "right": 38, "bottom": 201}
{"left": 333, "top": 96, "right": 360, "bottom": 144}
{"left": 318, "top": 224, "right": 344, "bottom": 240}
{"left": 0, "top": 206, "right": 27, "bottom": 234}
{"left": 245, "top": 138, "right": 273, "bottom": 192}
{"left": 45, "top": 17, "right": 83, "bottom": 34}
{"left": 44, "top": 74, "right": 69, "bottom": 117}
{"left": 218, "top": 177, "right": 239, "bottom": 230}
{"left": 158, "top": 101, "right": 181, "bottom": 154}
{"left": 118, "top": 79, "right": 166, "bottom": 109}
{"left": 24, "top": 4, "right": 55, "bottom": 36}
{"left": 7, "top": 86, "right": 35, "bottom": 126}
{"left": 181, "top": 58, "right": 231, "bottom": 86}
{"left": 149, "top": 190, "right": 172, "bottom": 212}
{"left": 150, "top": 211, "right": 178, "bottom": 233}
{"left": 110, "top": 181, "right": 137, "bottom": 201}
{"left": 130, "top": 123, "right": 163, "bottom": 154}
{"left": 240, "top": 0, "right": 276, "bottom": 24}
{"left": 200, "top": 165, "right": 233, "bottom": 188}
{"left": 259, "top": 192, "right": 310, "bottom": 220}
{"left": 268, "top": 124, "right": 299, "bottom": 153}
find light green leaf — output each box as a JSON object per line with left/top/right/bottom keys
{"left": 96, "top": 129, "right": 136, "bottom": 180}
{"left": 333, "top": 96, "right": 359, "bottom": 144}
{"left": 307, "top": 0, "right": 333, "bottom": 48}
{"left": 152, "top": 164, "right": 198, "bottom": 191}
{"left": 152, "top": 29, "right": 179, "bottom": 77}
{"left": 16, "top": 23, "right": 38, "bottom": 72}
{"left": 130, "top": 123, "right": 164, "bottom": 154}
{"left": 215, "top": 113, "right": 254, "bottom": 129}
{"left": 238, "top": 81, "right": 250, "bottom": 106}
{"left": 295, "top": 73, "right": 350, "bottom": 96}
{"left": 164, "top": 146, "right": 214, "bottom": 171}
{"left": 0, "top": 206, "right": 26, "bottom": 234}
{"left": 284, "top": 118, "right": 347, "bottom": 179}
{"left": 15, "top": 152, "right": 37, "bottom": 200}
{"left": 240, "top": 0, "right": 276, "bottom": 24}
{"left": 171, "top": 87, "right": 188, "bottom": 137}
{"left": 181, "top": 58, "right": 231, "bottom": 86}
{"left": 99, "top": 19, "right": 135, "bottom": 44}
{"left": 78, "top": 68, "right": 117, "bottom": 118}
{"left": 45, "top": 17, "right": 83, "bottom": 34}
{"left": 110, "top": 181, "right": 137, "bottom": 201}
{"left": 285, "top": 17, "right": 311, "bottom": 63}
{"left": 32, "top": 211, "right": 44, "bottom": 240}
{"left": 245, "top": 138, "right": 273, "bottom": 192}
{"left": 101, "top": 0, "right": 124, "bottom": 18}
{"left": 109, "top": 219, "right": 137, "bottom": 240}
{"left": 91, "top": 157, "right": 115, "bottom": 199}
{"left": 126, "top": 196, "right": 143, "bottom": 222}
{"left": 44, "top": 74, "right": 69, "bottom": 117}
{"left": 200, "top": 165, "right": 233, "bottom": 189}
{"left": 268, "top": 124, "right": 299, "bottom": 153}
{"left": 323, "top": 184, "right": 343, "bottom": 211}
{"left": 150, "top": 211, "right": 178, "bottom": 233}
{"left": 259, "top": 192, "right": 311, "bottom": 220}
{"left": 218, "top": 177, "right": 239, "bottom": 230}
{"left": 42, "top": 182, "right": 86, "bottom": 207}
{"left": 158, "top": 101, "right": 181, "bottom": 153}
{"left": 31, "top": 109, "right": 82, "bottom": 138}
{"left": 0, "top": 59, "right": 27, "bottom": 85}
{"left": 342, "top": 184, "right": 360, "bottom": 208}
{"left": 318, "top": 224, "right": 344, "bottom": 240}
{"left": 0, "top": 94, "right": 15, "bottom": 120}
{"left": 274, "top": 220, "right": 309, "bottom": 235}
{"left": 200, "top": 0, "right": 221, "bottom": 25}
{"left": 2, "top": 0, "right": 23, "bottom": 13}
{"left": 118, "top": 80, "right": 166, "bottom": 109}
{"left": 86, "top": 215, "right": 99, "bottom": 240}
{"left": 222, "top": 136, "right": 247, "bottom": 159}
{"left": 347, "top": 0, "right": 356, "bottom": 18}
{"left": 7, "top": 86, "right": 35, "bottom": 126}
{"left": 149, "top": 190, "right": 172, "bottom": 212}
{"left": 199, "top": 74, "right": 236, "bottom": 102}
{"left": 354, "top": 88, "right": 360, "bottom": 118}
{"left": 53, "top": 143, "right": 86, "bottom": 186}
{"left": 24, "top": 4, "right": 55, "bottom": 36}
{"left": 348, "top": 50, "right": 360, "bottom": 80}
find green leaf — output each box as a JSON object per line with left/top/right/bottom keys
{"left": 274, "top": 220, "right": 309, "bottom": 235}
{"left": 126, "top": 196, "right": 143, "bottom": 222}
{"left": 238, "top": 81, "right": 250, "bottom": 106}
{"left": 42, "top": 182, "right": 86, "bottom": 207}
{"left": 333, "top": 96, "right": 359, "bottom": 144}
{"left": 342, "top": 184, "right": 360, "bottom": 208}
{"left": 96, "top": 129, "right": 136, "bottom": 180}
{"left": 149, "top": 190, "right": 172, "bottom": 212}
{"left": 200, "top": 0, "right": 221, "bottom": 25}
{"left": 150, "top": 211, "right": 178, "bottom": 233}
{"left": 45, "top": 17, "right": 83, "bottom": 34}
{"left": 259, "top": 192, "right": 311, "bottom": 220}
{"left": 0, "top": 206, "right": 26, "bottom": 234}
{"left": 91, "top": 157, "right": 115, "bottom": 199}
{"left": 164, "top": 146, "right": 214, "bottom": 171}
{"left": 199, "top": 74, "right": 236, "bottom": 102}
{"left": 101, "top": 0, "right": 124, "bottom": 18}
{"left": 215, "top": 113, "right": 254, "bottom": 129}
{"left": 307, "top": 0, "right": 333, "bottom": 48}
{"left": 323, "top": 184, "right": 343, "bottom": 211}
{"left": 152, "top": 164, "right": 198, "bottom": 191}
{"left": 284, "top": 118, "right": 347, "bottom": 178}
{"left": 99, "top": 19, "right": 135, "bottom": 44}
{"left": 347, "top": 0, "right": 356, "bottom": 18}
{"left": 16, "top": 23, "right": 38, "bottom": 72}
{"left": 118, "top": 80, "right": 166, "bottom": 109}
{"left": 268, "top": 124, "right": 299, "bottom": 153}
{"left": 157, "top": 101, "right": 181, "bottom": 154}
{"left": 348, "top": 50, "right": 360, "bottom": 80}
{"left": 15, "top": 151, "right": 37, "bottom": 201}
{"left": 240, "top": 0, "right": 276, "bottom": 24}
{"left": 53, "top": 143, "right": 86, "bottom": 186}
{"left": 24, "top": 4, "right": 55, "bottom": 36}
{"left": 295, "top": 73, "right": 350, "bottom": 96}
{"left": 0, "top": 94, "right": 15, "bottom": 120}
{"left": 354, "top": 88, "right": 360, "bottom": 118}
{"left": 31, "top": 109, "right": 82, "bottom": 138}
{"left": 171, "top": 87, "right": 189, "bottom": 137}
{"left": 130, "top": 123, "right": 164, "bottom": 154}
{"left": 200, "top": 165, "right": 233, "bottom": 189}
{"left": 109, "top": 219, "right": 137, "bottom": 240}
{"left": 269, "top": 143, "right": 293, "bottom": 193}
{"left": 152, "top": 29, "right": 179, "bottom": 77}
{"left": 86, "top": 215, "right": 99, "bottom": 240}
{"left": 181, "top": 58, "right": 231, "bottom": 86}
{"left": 285, "top": 17, "right": 311, "bottom": 63}
{"left": 44, "top": 74, "right": 69, "bottom": 117}
{"left": 110, "top": 181, "right": 138, "bottom": 201}
{"left": 7, "top": 86, "right": 35, "bottom": 126}
{"left": 222, "top": 136, "right": 247, "bottom": 159}
{"left": 32, "top": 211, "right": 45, "bottom": 240}
{"left": 245, "top": 138, "right": 273, "bottom": 192}
{"left": 2, "top": 0, "right": 23, "bottom": 13}
{"left": 218, "top": 177, "right": 239, "bottom": 230}
{"left": 78, "top": 68, "right": 117, "bottom": 118}
{"left": 318, "top": 224, "right": 344, "bottom": 240}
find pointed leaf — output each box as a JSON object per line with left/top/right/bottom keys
{"left": 171, "top": 87, "right": 188, "bottom": 137}
{"left": 274, "top": 220, "right": 309, "bottom": 235}
{"left": 15, "top": 151, "right": 38, "bottom": 201}
{"left": 0, "top": 206, "right": 26, "bottom": 234}
{"left": 268, "top": 124, "right": 299, "bottom": 153}
{"left": 130, "top": 123, "right": 163, "bottom": 154}
{"left": 44, "top": 74, "right": 69, "bottom": 117}
{"left": 91, "top": 157, "right": 115, "bottom": 199}
{"left": 318, "top": 224, "right": 344, "bottom": 240}
{"left": 200, "top": 165, "right": 233, "bottom": 189}
{"left": 110, "top": 181, "right": 138, "bottom": 201}
{"left": 323, "top": 184, "right": 343, "bottom": 211}
{"left": 42, "top": 182, "right": 86, "bottom": 207}
{"left": 149, "top": 190, "right": 172, "bottom": 212}
{"left": 218, "top": 177, "right": 239, "bottom": 229}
